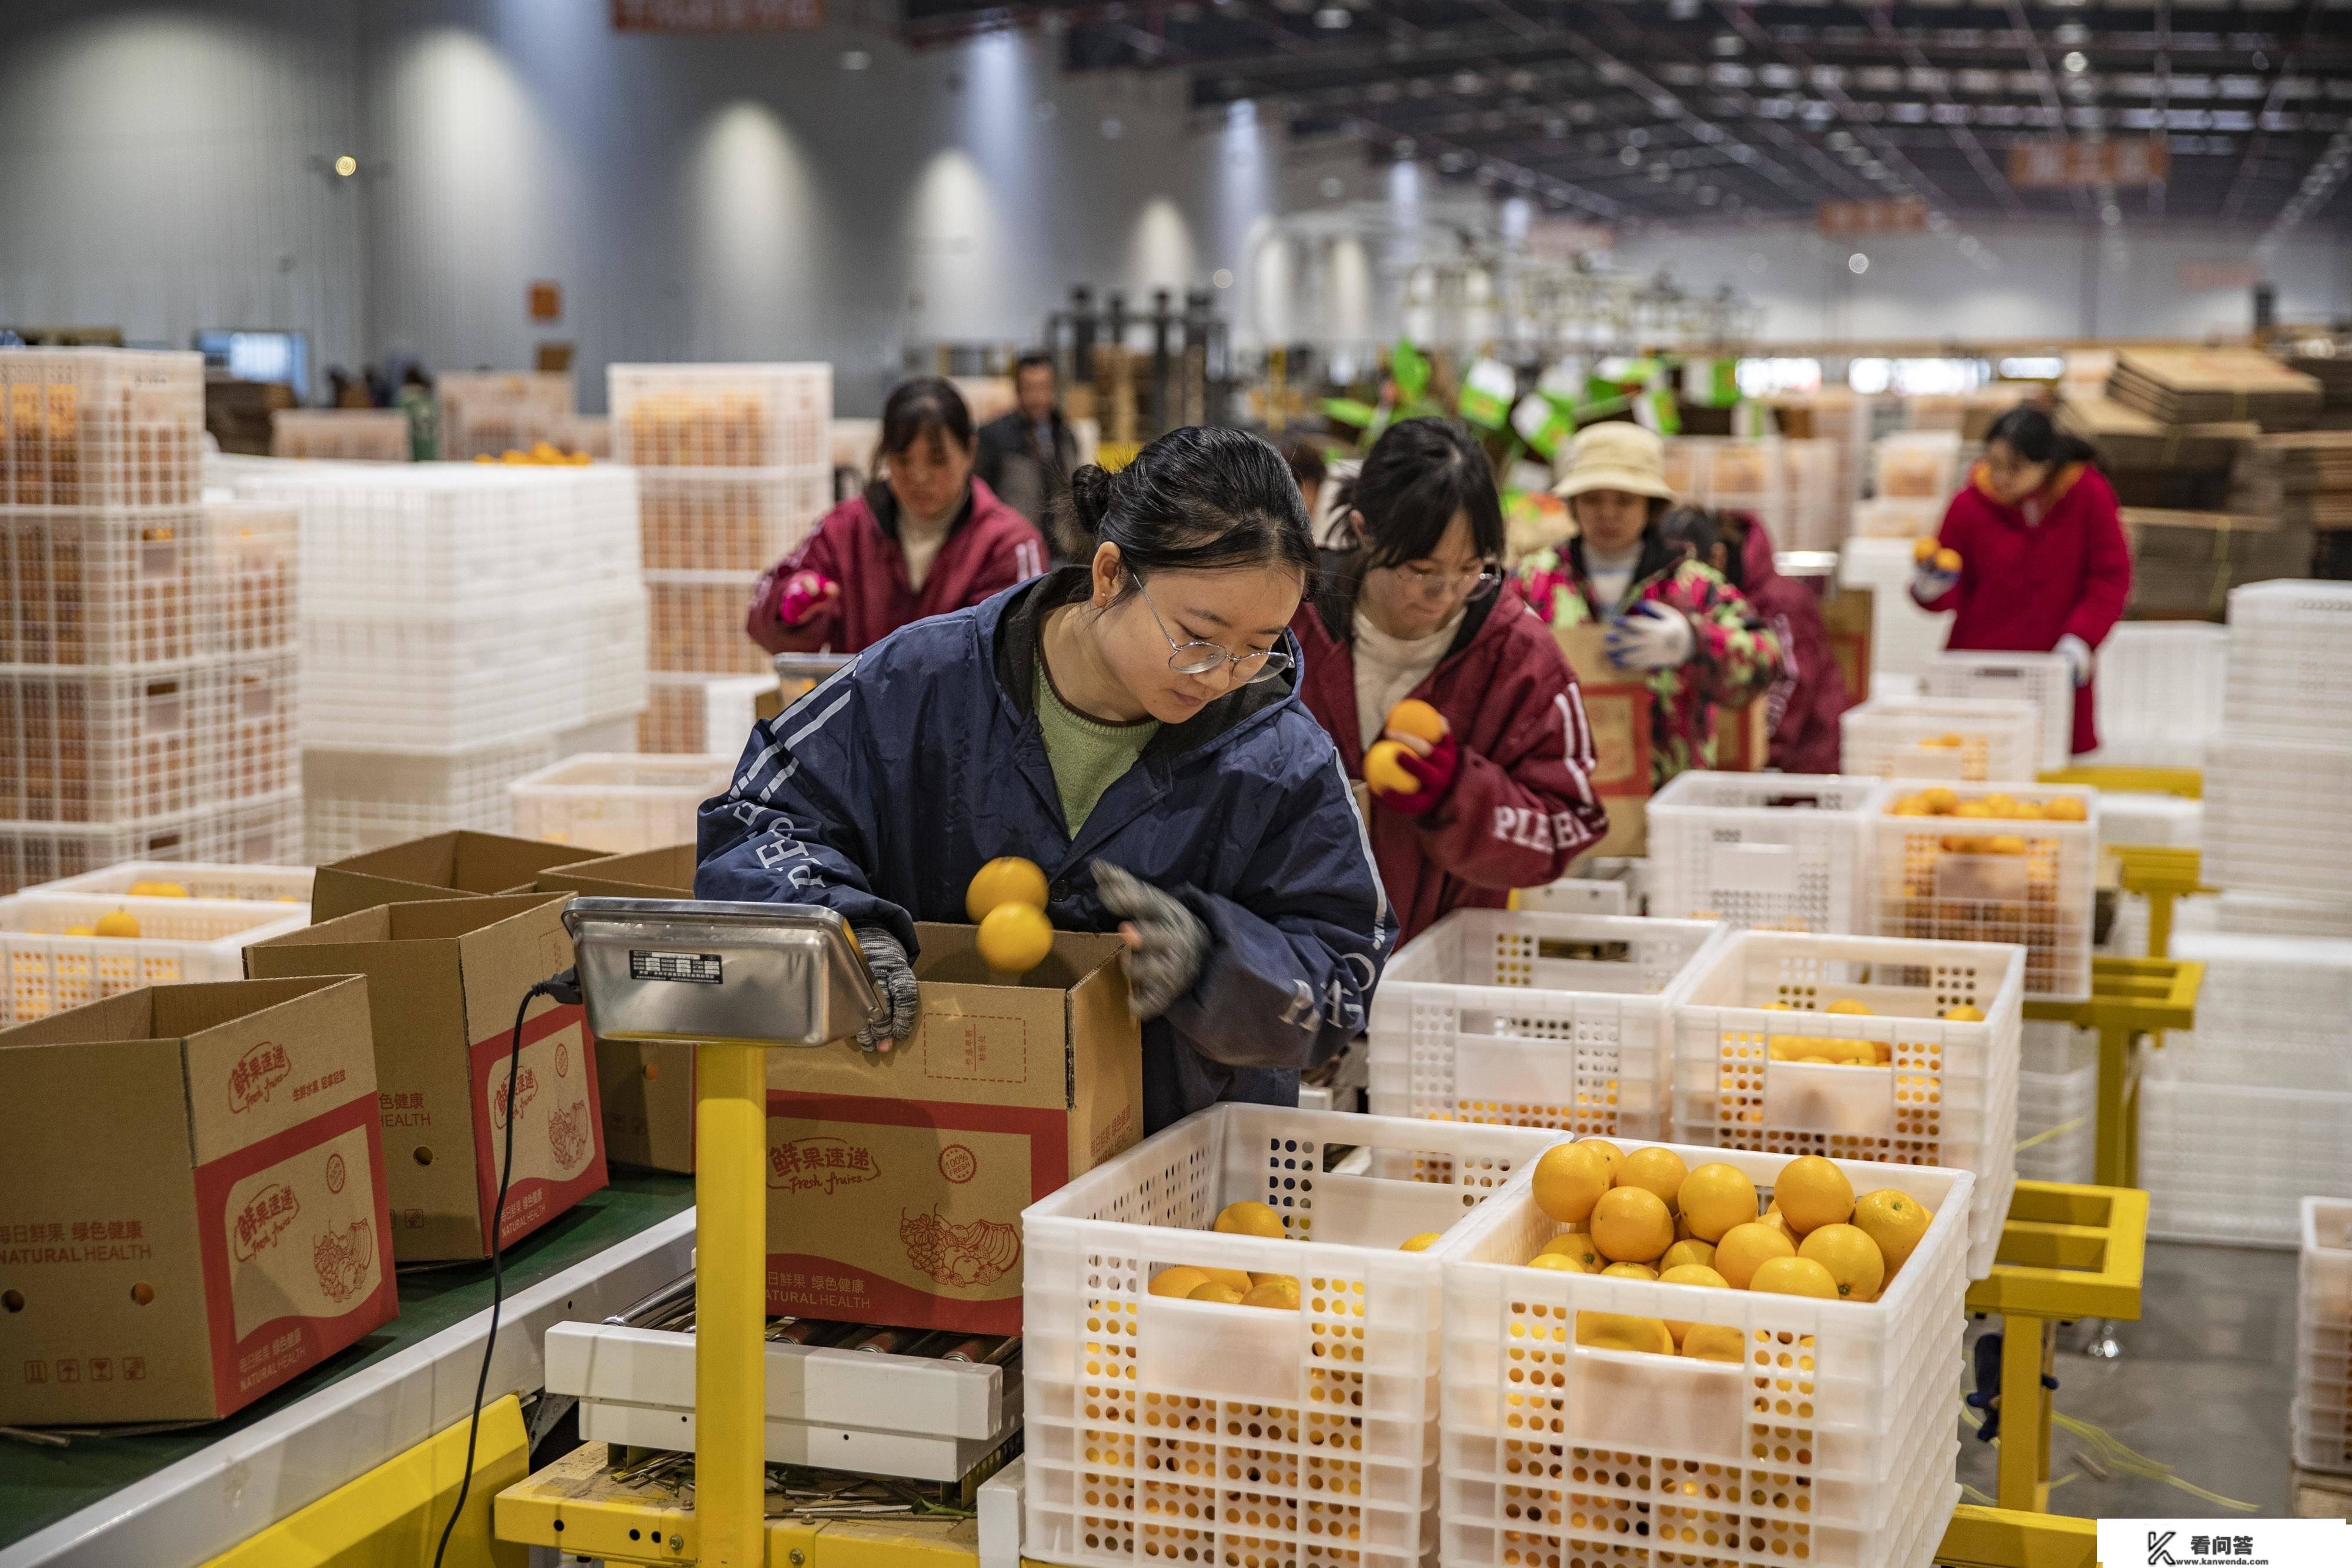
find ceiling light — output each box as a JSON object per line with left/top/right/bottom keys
{"left": 1711, "top": 32, "right": 1742, "bottom": 57}
{"left": 840, "top": 49, "right": 870, "bottom": 70}
{"left": 2063, "top": 51, "right": 2087, "bottom": 73}
{"left": 333, "top": 155, "right": 357, "bottom": 178}
{"left": 1847, "top": 252, "right": 1869, "bottom": 275}
{"left": 1314, "top": 6, "right": 1350, "bottom": 28}
{"left": 1621, "top": 146, "right": 1643, "bottom": 166}
{"left": 1212, "top": 269, "right": 1235, "bottom": 288}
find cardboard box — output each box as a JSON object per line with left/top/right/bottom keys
{"left": 536, "top": 845, "right": 700, "bottom": 1174}
{"left": 245, "top": 895, "right": 606, "bottom": 1261}
{"left": 0, "top": 977, "right": 396, "bottom": 1424}
{"left": 310, "top": 831, "right": 606, "bottom": 923}
{"left": 1823, "top": 584, "right": 1875, "bottom": 707}
{"left": 764, "top": 924, "right": 1142, "bottom": 1335}
{"left": 1556, "top": 626, "right": 1651, "bottom": 858}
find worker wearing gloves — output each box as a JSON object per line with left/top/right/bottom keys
{"left": 746, "top": 377, "right": 1048, "bottom": 656}
{"left": 699, "top": 426, "right": 1391, "bottom": 1133}
{"left": 1912, "top": 403, "right": 2132, "bottom": 755}
{"left": 1519, "top": 422, "right": 1785, "bottom": 784}
{"left": 1291, "top": 417, "right": 1608, "bottom": 945}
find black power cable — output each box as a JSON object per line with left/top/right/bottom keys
{"left": 430, "top": 968, "right": 580, "bottom": 1568}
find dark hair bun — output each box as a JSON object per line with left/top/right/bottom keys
{"left": 1068, "top": 464, "right": 1115, "bottom": 537}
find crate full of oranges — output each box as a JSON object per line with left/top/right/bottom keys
{"left": 1870, "top": 781, "right": 2098, "bottom": 1002}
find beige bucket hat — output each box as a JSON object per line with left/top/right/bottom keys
{"left": 1553, "top": 421, "right": 1677, "bottom": 502}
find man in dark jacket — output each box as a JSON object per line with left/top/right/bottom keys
{"left": 974, "top": 353, "right": 1080, "bottom": 547}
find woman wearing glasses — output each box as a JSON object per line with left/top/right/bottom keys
{"left": 697, "top": 426, "right": 1390, "bottom": 1132}
{"left": 1291, "top": 417, "right": 1609, "bottom": 945}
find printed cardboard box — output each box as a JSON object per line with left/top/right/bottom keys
{"left": 537, "top": 844, "right": 699, "bottom": 1174}
{"left": 1823, "top": 584, "right": 1874, "bottom": 708}
{"left": 310, "top": 831, "right": 605, "bottom": 922}
{"left": 764, "top": 924, "right": 1142, "bottom": 1335}
{"left": 245, "top": 895, "right": 606, "bottom": 1261}
{"left": 0, "top": 976, "right": 396, "bottom": 1424}
{"left": 1556, "top": 625, "right": 1651, "bottom": 858}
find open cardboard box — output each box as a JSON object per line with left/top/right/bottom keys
{"left": 245, "top": 895, "right": 606, "bottom": 1261}
{"left": 763, "top": 923, "right": 1143, "bottom": 1335}
{"left": 310, "top": 831, "right": 606, "bottom": 922}
{"left": 0, "top": 976, "right": 396, "bottom": 1424}
{"left": 1557, "top": 624, "right": 1651, "bottom": 859}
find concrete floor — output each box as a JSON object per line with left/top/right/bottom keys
{"left": 1957, "top": 1239, "right": 2300, "bottom": 1519}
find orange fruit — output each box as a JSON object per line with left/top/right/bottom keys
{"left": 1398, "top": 1232, "right": 1441, "bottom": 1252}
{"left": 1527, "top": 1251, "right": 1587, "bottom": 1273}
{"left": 965, "top": 857, "right": 1048, "bottom": 922}
{"left": 1919, "top": 787, "right": 1960, "bottom": 815}
{"left": 1188, "top": 1281, "right": 1246, "bottom": 1304}
{"left": 1942, "top": 1004, "right": 1985, "bottom": 1023}
{"left": 1385, "top": 698, "right": 1448, "bottom": 745}
{"left": 1537, "top": 1232, "right": 1603, "bottom": 1272}
{"left": 1750, "top": 1256, "right": 1841, "bottom": 1299}
{"left": 1150, "top": 1266, "right": 1211, "bottom": 1298}
{"left": 1531, "top": 1143, "right": 1613, "bottom": 1225}
{"left": 1773, "top": 1156, "right": 1855, "bottom": 1235}
{"left": 1912, "top": 537, "right": 1940, "bottom": 564}
{"left": 977, "top": 902, "right": 1054, "bottom": 975}
{"left": 1578, "top": 1140, "right": 1625, "bottom": 1182}
{"left": 93, "top": 909, "right": 141, "bottom": 939}
{"left": 1241, "top": 1277, "right": 1300, "bottom": 1310}
{"left": 1575, "top": 1313, "right": 1674, "bottom": 1355}
{"left": 2040, "top": 795, "right": 2087, "bottom": 823}
{"left": 1659, "top": 1263, "right": 1730, "bottom": 1345}
{"left": 1852, "top": 1189, "right": 1934, "bottom": 1276}
{"left": 1682, "top": 1323, "right": 1748, "bottom": 1362}
{"left": 1713, "top": 1222, "right": 1796, "bottom": 1289}
{"left": 1799, "top": 1225, "right": 1886, "bottom": 1301}
{"left": 1590, "top": 1186, "right": 1675, "bottom": 1264}
{"left": 1363, "top": 740, "right": 1419, "bottom": 794}
{"left": 1934, "top": 547, "right": 1961, "bottom": 573}
{"left": 1676, "top": 1164, "right": 1758, "bottom": 1243}
{"left": 1615, "top": 1146, "right": 1689, "bottom": 1210}
{"left": 1825, "top": 999, "right": 1873, "bottom": 1016}
{"left": 1601, "top": 1262, "right": 1659, "bottom": 1281}
{"left": 1660, "top": 1238, "right": 1718, "bottom": 1273}
{"left": 1214, "top": 1201, "right": 1285, "bottom": 1239}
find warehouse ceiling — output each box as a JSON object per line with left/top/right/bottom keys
{"left": 901, "top": 0, "right": 2352, "bottom": 236}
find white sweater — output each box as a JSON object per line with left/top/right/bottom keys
{"left": 1352, "top": 606, "right": 1465, "bottom": 750}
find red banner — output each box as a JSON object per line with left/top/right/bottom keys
{"left": 2008, "top": 138, "right": 2170, "bottom": 189}
{"left": 612, "top": 0, "right": 824, "bottom": 31}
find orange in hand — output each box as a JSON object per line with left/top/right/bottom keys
{"left": 1364, "top": 740, "right": 1419, "bottom": 795}
{"left": 1934, "top": 547, "right": 1961, "bottom": 573}
{"left": 1385, "top": 698, "right": 1448, "bottom": 746}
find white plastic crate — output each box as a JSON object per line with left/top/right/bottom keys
{"left": 2217, "top": 890, "right": 2352, "bottom": 938}
{"left": 217, "top": 787, "right": 303, "bottom": 867}
{"left": 0, "top": 659, "right": 225, "bottom": 823}
{"left": 0, "top": 508, "right": 214, "bottom": 666}
{"left": 1780, "top": 439, "right": 1845, "bottom": 553}
{"left": 2153, "top": 931, "right": 2352, "bottom": 1092}
{"left": 1850, "top": 496, "right": 1943, "bottom": 540}
{"left": 302, "top": 737, "right": 554, "bottom": 861}
{"left": 1021, "top": 1104, "right": 1568, "bottom": 1568}
{"left": 2014, "top": 1022, "right": 2094, "bottom": 1186}
{"left": 2096, "top": 793, "right": 2201, "bottom": 850}
{"left": 2141, "top": 1079, "right": 2352, "bottom": 1248}
{"left": 1839, "top": 696, "right": 2042, "bottom": 785}
{"left": 1509, "top": 878, "right": 1629, "bottom": 917}
{"left": 1872, "top": 430, "right": 1963, "bottom": 501}
{"left": 2294, "top": 1199, "right": 2352, "bottom": 1476}
{"left": 1669, "top": 929, "right": 2022, "bottom": 1278}
{"left": 208, "top": 501, "right": 299, "bottom": 656}
{"left": 1438, "top": 1140, "right": 1973, "bottom": 1568}
{"left": 1647, "top": 773, "right": 1887, "bottom": 935}
{"left": 300, "top": 604, "right": 592, "bottom": 749}
{"left": 509, "top": 753, "right": 733, "bottom": 854}
{"left": 2092, "top": 623, "right": 2227, "bottom": 768}
{"left": 2224, "top": 580, "right": 2352, "bottom": 741}
{"left": 0, "top": 892, "right": 306, "bottom": 1026}
{"left": 269, "top": 409, "right": 411, "bottom": 462}
{"left": 1837, "top": 538, "right": 1952, "bottom": 680}
{"left": 580, "top": 578, "right": 651, "bottom": 727}
{"left": 1367, "top": 911, "right": 1728, "bottom": 1139}
{"left": 436, "top": 370, "right": 576, "bottom": 461}
{"left": 639, "top": 672, "right": 776, "bottom": 756}
{"left": 2203, "top": 735, "right": 2352, "bottom": 900}
{"left": 647, "top": 570, "right": 770, "bottom": 676}
{"left": 0, "top": 813, "right": 224, "bottom": 897}
{"left": 222, "top": 648, "right": 300, "bottom": 803}
{"left": 1867, "top": 781, "right": 2099, "bottom": 1002}
{"left": 1919, "top": 653, "right": 2074, "bottom": 771}
{"left": 610, "top": 363, "right": 832, "bottom": 469}
{"left": 0, "top": 347, "right": 205, "bottom": 509}
{"left": 25, "top": 859, "right": 312, "bottom": 905}
{"left": 639, "top": 466, "right": 831, "bottom": 571}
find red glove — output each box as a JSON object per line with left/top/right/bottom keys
{"left": 1375, "top": 731, "right": 1459, "bottom": 817}
{"left": 776, "top": 570, "right": 838, "bottom": 627}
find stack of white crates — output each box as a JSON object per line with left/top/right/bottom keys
{"left": 2141, "top": 931, "right": 2352, "bottom": 1247}
{"left": 612, "top": 363, "right": 831, "bottom": 754}
{"left": 2205, "top": 581, "right": 2352, "bottom": 901}
{"left": 230, "top": 462, "right": 646, "bottom": 859}
{"left": 2294, "top": 1199, "right": 2352, "bottom": 1475}
{"left": 437, "top": 371, "right": 578, "bottom": 460}
{"left": 2088, "top": 622, "right": 2228, "bottom": 769}
{"left": 0, "top": 349, "right": 302, "bottom": 892}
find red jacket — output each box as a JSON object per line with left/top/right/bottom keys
{"left": 1915, "top": 463, "right": 2132, "bottom": 754}
{"left": 747, "top": 479, "right": 1048, "bottom": 655}
{"left": 1291, "top": 580, "right": 1610, "bottom": 947}
{"left": 1738, "top": 517, "right": 1852, "bottom": 775}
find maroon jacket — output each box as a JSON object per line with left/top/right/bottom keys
{"left": 1915, "top": 463, "right": 2132, "bottom": 754}
{"left": 1291, "top": 579, "right": 1609, "bottom": 947}
{"left": 747, "top": 479, "right": 1048, "bottom": 655}
{"left": 1736, "top": 517, "right": 1851, "bottom": 775}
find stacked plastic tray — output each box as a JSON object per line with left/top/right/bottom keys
{"left": 1867, "top": 780, "right": 2098, "bottom": 1001}
{"left": 229, "top": 461, "right": 646, "bottom": 857}
{"left": 1021, "top": 1104, "right": 1566, "bottom": 1568}
{"left": 1647, "top": 773, "right": 1886, "bottom": 935}
{"left": 1668, "top": 929, "right": 2022, "bottom": 1278}
{"left": 0, "top": 887, "right": 307, "bottom": 1026}
{"left": 1437, "top": 1141, "right": 1973, "bottom": 1568}
{"left": 2140, "top": 931, "right": 2352, "bottom": 1248}
{"left": 436, "top": 371, "right": 577, "bottom": 460}
{"left": 509, "top": 753, "right": 734, "bottom": 854}
{"left": 641, "top": 673, "right": 777, "bottom": 757}
{"left": 610, "top": 364, "right": 833, "bottom": 751}
{"left": 269, "top": 409, "right": 411, "bottom": 462}
{"left": 1839, "top": 696, "right": 2042, "bottom": 785}
{"left": 0, "top": 350, "right": 300, "bottom": 892}
{"left": 1366, "top": 910, "right": 1729, "bottom": 1140}
{"left": 2294, "top": 1199, "right": 2352, "bottom": 1476}
{"left": 2206, "top": 583, "right": 2352, "bottom": 900}
{"left": 2014, "top": 1021, "right": 2095, "bottom": 1185}
{"left": 1920, "top": 651, "right": 2074, "bottom": 772}
{"left": 2090, "top": 623, "right": 2228, "bottom": 769}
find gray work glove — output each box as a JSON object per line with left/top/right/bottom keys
{"left": 853, "top": 925, "right": 920, "bottom": 1052}
{"left": 1091, "top": 860, "right": 1209, "bottom": 1022}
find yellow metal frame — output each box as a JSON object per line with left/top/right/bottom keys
{"left": 1937, "top": 1505, "right": 2097, "bottom": 1568}
{"left": 202, "top": 1393, "right": 529, "bottom": 1568}
{"left": 2109, "top": 844, "right": 2214, "bottom": 959}
{"left": 2039, "top": 764, "right": 2201, "bottom": 800}
{"left": 2024, "top": 956, "right": 2203, "bottom": 1188}
{"left": 1964, "top": 1183, "right": 2150, "bottom": 1514}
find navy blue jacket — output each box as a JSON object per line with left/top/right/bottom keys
{"left": 695, "top": 567, "right": 1392, "bottom": 1132}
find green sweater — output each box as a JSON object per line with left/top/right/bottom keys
{"left": 1035, "top": 663, "right": 1158, "bottom": 834}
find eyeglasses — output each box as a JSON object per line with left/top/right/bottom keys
{"left": 1130, "top": 573, "right": 1295, "bottom": 684}
{"left": 1389, "top": 562, "right": 1505, "bottom": 601}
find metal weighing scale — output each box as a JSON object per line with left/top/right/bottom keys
{"left": 559, "top": 897, "right": 887, "bottom": 1568}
